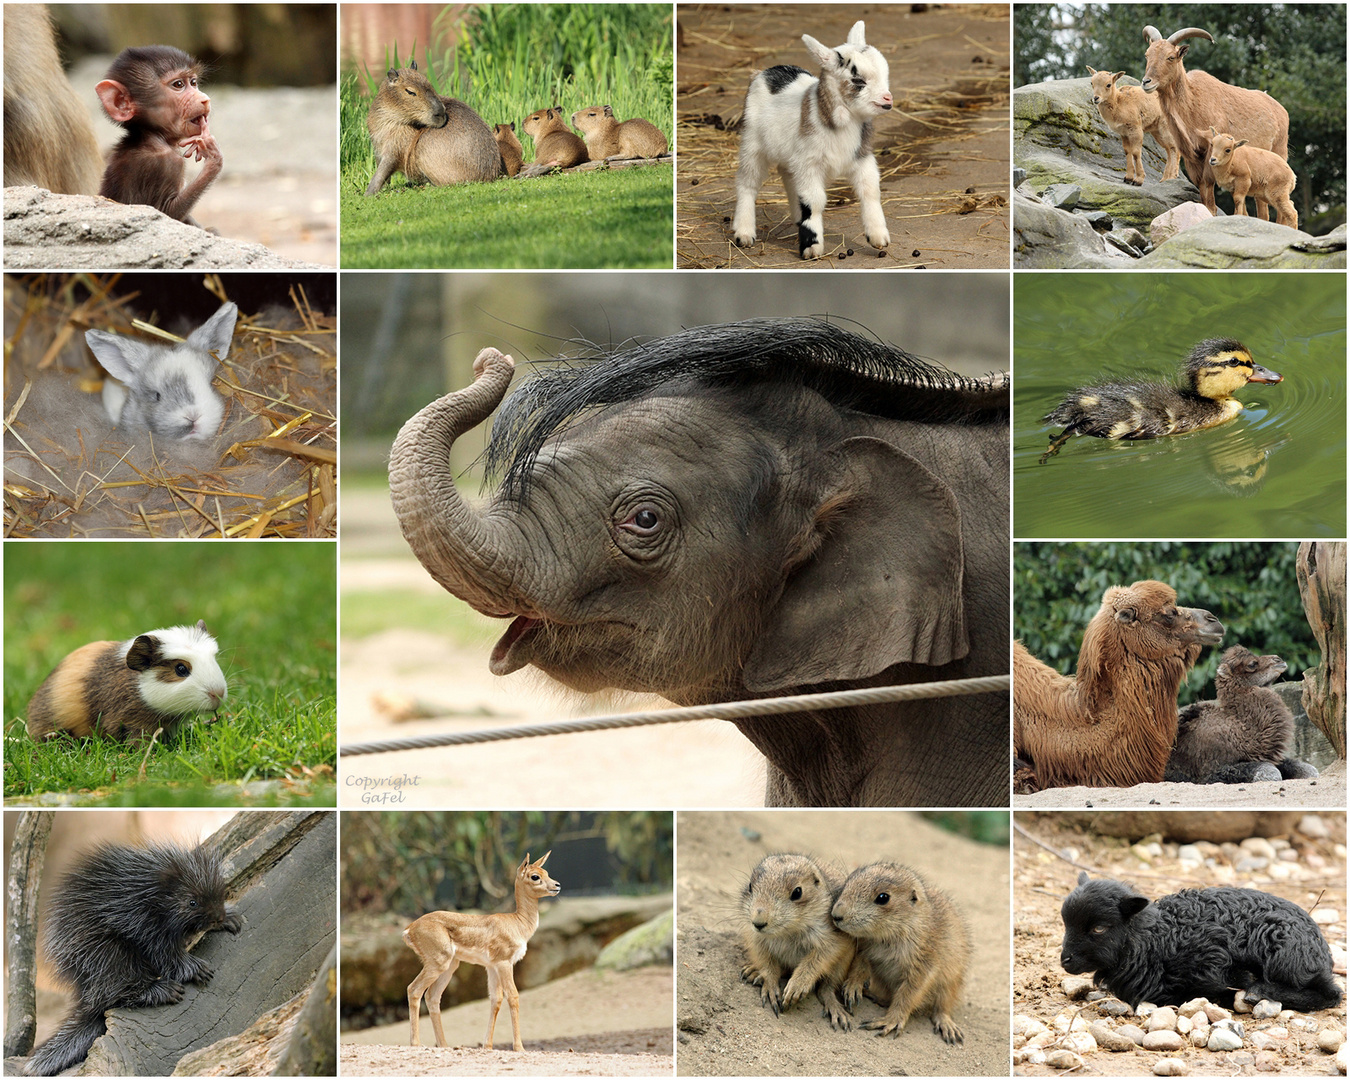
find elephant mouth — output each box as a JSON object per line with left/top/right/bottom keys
{"left": 489, "top": 614, "right": 543, "bottom": 675}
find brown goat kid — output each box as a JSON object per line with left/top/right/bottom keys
{"left": 1087, "top": 66, "right": 1180, "bottom": 185}
{"left": 1141, "top": 26, "right": 1290, "bottom": 221}
{"left": 1014, "top": 580, "right": 1225, "bottom": 790}
{"left": 1207, "top": 127, "right": 1298, "bottom": 228}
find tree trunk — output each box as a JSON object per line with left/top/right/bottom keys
{"left": 76, "top": 810, "right": 336, "bottom": 1076}
{"left": 4, "top": 811, "right": 54, "bottom": 1059}
{"left": 1297, "top": 541, "right": 1346, "bottom": 759}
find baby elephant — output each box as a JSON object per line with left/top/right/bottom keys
{"left": 1061, "top": 872, "right": 1342, "bottom": 1012}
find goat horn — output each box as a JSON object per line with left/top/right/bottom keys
{"left": 1143, "top": 25, "right": 1163, "bottom": 42}
{"left": 1168, "top": 27, "right": 1215, "bottom": 44}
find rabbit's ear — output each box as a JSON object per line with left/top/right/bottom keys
{"left": 86, "top": 329, "right": 154, "bottom": 385}
{"left": 186, "top": 302, "right": 239, "bottom": 364}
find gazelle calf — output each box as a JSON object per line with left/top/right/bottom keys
{"left": 404, "top": 851, "right": 561, "bottom": 1052}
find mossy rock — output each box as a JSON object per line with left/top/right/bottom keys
{"left": 595, "top": 909, "right": 673, "bottom": 971}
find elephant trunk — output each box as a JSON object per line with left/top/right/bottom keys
{"left": 389, "top": 348, "right": 525, "bottom": 615}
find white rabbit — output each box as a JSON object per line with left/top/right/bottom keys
{"left": 86, "top": 301, "right": 238, "bottom": 442}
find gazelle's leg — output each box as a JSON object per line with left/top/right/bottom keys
{"left": 407, "top": 964, "right": 439, "bottom": 1046}
{"left": 427, "top": 960, "right": 458, "bottom": 1047}
{"left": 484, "top": 964, "right": 503, "bottom": 1050}
{"left": 504, "top": 966, "right": 524, "bottom": 1051}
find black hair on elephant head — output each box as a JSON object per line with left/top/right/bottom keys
{"left": 1060, "top": 871, "right": 1342, "bottom": 1013}
{"left": 390, "top": 318, "right": 1010, "bottom": 807}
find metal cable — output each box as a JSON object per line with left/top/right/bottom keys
{"left": 340, "top": 674, "right": 1010, "bottom": 756}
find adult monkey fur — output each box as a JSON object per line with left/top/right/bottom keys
{"left": 95, "top": 45, "right": 222, "bottom": 226}
{"left": 389, "top": 319, "right": 1010, "bottom": 807}
{"left": 24, "top": 841, "right": 242, "bottom": 1076}
{"left": 2, "top": 5, "right": 103, "bottom": 194}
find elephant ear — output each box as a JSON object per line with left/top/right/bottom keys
{"left": 742, "top": 436, "right": 968, "bottom": 692}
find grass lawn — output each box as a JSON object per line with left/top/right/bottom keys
{"left": 4, "top": 543, "right": 336, "bottom": 806}
{"left": 341, "top": 164, "right": 673, "bottom": 268}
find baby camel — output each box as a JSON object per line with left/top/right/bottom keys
{"left": 404, "top": 851, "right": 561, "bottom": 1052}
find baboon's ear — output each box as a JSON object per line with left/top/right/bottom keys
{"left": 1120, "top": 895, "right": 1150, "bottom": 920}
{"left": 537, "top": 850, "right": 551, "bottom": 867}
{"left": 1077, "top": 871, "right": 1090, "bottom": 886}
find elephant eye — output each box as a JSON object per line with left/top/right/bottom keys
{"left": 619, "top": 506, "right": 661, "bottom": 535}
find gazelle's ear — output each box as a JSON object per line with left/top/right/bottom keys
{"left": 537, "top": 850, "right": 552, "bottom": 867}
{"left": 518, "top": 853, "right": 530, "bottom": 872}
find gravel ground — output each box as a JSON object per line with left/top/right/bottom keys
{"left": 1013, "top": 812, "right": 1348, "bottom": 1076}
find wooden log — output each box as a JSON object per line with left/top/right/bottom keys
{"left": 3, "top": 811, "right": 54, "bottom": 1059}
{"left": 1297, "top": 541, "right": 1346, "bottom": 759}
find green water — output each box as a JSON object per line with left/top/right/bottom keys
{"left": 1014, "top": 273, "right": 1346, "bottom": 539}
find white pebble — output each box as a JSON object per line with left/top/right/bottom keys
{"left": 1202, "top": 1004, "right": 1231, "bottom": 1023}
{"left": 1251, "top": 1031, "right": 1278, "bottom": 1051}
{"left": 1137, "top": 1002, "right": 1158, "bottom": 1019}
{"left": 1337, "top": 1041, "right": 1348, "bottom": 1075}
{"left": 1028, "top": 1031, "right": 1057, "bottom": 1050}
{"left": 1014, "top": 1048, "right": 1045, "bottom": 1066}
{"left": 1240, "top": 837, "right": 1276, "bottom": 859}
{"left": 1064, "top": 1031, "right": 1097, "bottom": 1054}
{"left": 1190, "top": 1028, "right": 1210, "bottom": 1048}
{"left": 1178, "top": 998, "right": 1210, "bottom": 1017}
{"left": 1208, "top": 1027, "right": 1244, "bottom": 1052}
{"left": 1298, "top": 814, "right": 1330, "bottom": 839}
{"left": 1143, "top": 1030, "right": 1186, "bottom": 1051}
{"left": 1319, "top": 1028, "right": 1346, "bottom": 1053}
{"left": 1252, "top": 998, "right": 1282, "bottom": 1019}
{"left": 1233, "top": 991, "right": 1253, "bottom": 1013}
{"left": 1313, "top": 908, "right": 1341, "bottom": 925}
{"left": 1267, "top": 861, "right": 1296, "bottom": 881}
{"left": 1149, "top": 1007, "right": 1178, "bottom": 1032}
{"left": 1175, "top": 1014, "right": 1192, "bottom": 1035}
{"left": 1153, "top": 1060, "right": 1190, "bottom": 1076}
{"left": 1045, "top": 1049, "right": 1083, "bottom": 1070}
{"left": 1177, "top": 844, "right": 1203, "bottom": 864}
{"left": 1215, "top": 1018, "right": 1246, "bottom": 1039}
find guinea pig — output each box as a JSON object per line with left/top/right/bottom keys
{"left": 85, "top": 301, "right": 238, "bottom": 442}
{"left": 26, "top": 620, "right": 228, "bottom": 742}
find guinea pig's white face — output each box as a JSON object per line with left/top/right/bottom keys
{"left": 122, "top": 623, "right": 228, "bottom": 716}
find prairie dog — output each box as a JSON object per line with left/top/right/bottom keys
{"left": 26, "top": 620, "right": 227, "bottom": 741}
{"left": 522, "top": 107, "right": 588, "bottom": 168}
{"left": 831, "top": 862, "right": 970, "bottom": 1043}
{"left": 570, "top": 104, "right": 668, "bottom": 159}
{"left": 740, "top": 853, "right": 856, "bottom": 1030}
{"left": 493, "top": 122, "right": 523, "bottom": 177}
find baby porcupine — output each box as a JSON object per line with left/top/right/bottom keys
{"left": 25, "top": 841, "right": 242, "bottom": 1077}
{"left": 831, "top": 862, "right": 971, "bottom": 1043}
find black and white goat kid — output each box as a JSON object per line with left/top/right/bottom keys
{"left": 1060, "top": 872, "right": 1342, "bottom": 1013}
{"left": 731, "top": 21, "right": 893, "bottom": 259}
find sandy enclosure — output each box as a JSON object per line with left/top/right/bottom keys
{"left": 342, "top": 966, "right": 673, "bottom": 1076}
{"left": 676, "top": 4, "right": 1011, "bottom": 268}
{"left": 675, "top": 810, "right": 1011, "bottom": 1076}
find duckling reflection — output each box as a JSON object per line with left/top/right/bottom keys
{"left": 1039, "top": 339, "right": 1282, "bottom": 463}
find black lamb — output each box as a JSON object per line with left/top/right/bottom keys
{"left": 1060, "top": 872, "right": 1342, "bottom": 1013}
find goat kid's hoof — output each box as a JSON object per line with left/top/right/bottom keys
{"left": 800, "top": 242, "right": 825, "bottom": 259}
{"left": 868, "top": 232, "right": 890, "bottom": 250}
{"left": 733, "top": 232, "right": 756, "bottom": 247}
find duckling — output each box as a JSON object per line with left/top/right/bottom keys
{"left": 1039, "top": 338, "right": 1282, "bottom": 463}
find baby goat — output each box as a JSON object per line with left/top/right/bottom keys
{"left": 732, "top": 21, "right": 893, "bottom": 259}
{"left": 1207, "top": 126, "right": 1298, "bottom": 228}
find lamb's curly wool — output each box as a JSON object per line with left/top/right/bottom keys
{"left": 1060, "top": 872, "right": 1342, "bottom": 1012}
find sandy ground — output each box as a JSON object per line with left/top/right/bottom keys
{"left": 675, "top": 810, "right": 1011, "bottom": 1076}
{"left": 1014, "top": 761, "right": 1347, "bottom": 810}
{"left": 70, "top": 57, "right": 338, "bottom": 266}
{"left": 342, "top": 967, "right": 673, "bottom": 1076}
{"left": 339, "top": 487, "right": 771, "bottom": 809}
{"left": 1012, "top": 813, "right": 1348, "bottom": 1076}
{"left": 676, "top": 4, "right": 1010, "bottom": 269}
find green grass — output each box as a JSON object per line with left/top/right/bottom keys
{"left": 341, "top": 3, "right": 674, "bottom": 269}
{"left": 5, "top": 544, "right": 336, "bottom": 805}
{"left": 341, "top": 165, "right": 672, "bottom": 268}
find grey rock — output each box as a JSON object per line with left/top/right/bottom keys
{"left": 1042, "top": 183, "right": 1082, "bottom": 210}
{"left": 1118, "top": 1023, "right": 1147, "bottom": 1045}
{"left": 3, "top": 186, "right": 327, "bottom": 270}
{"left": 1092, "top": 1020, "right": 1140, "bottom": 1052}
{"left": 1013, "top": 166, "right": 1027, "bottom": 187}
{"left": 1083, "top": 210, "right": 1113, "bottom": 231}
{"left": 595, "top": 909, "right": 674, "bottom": 970}
{"left": 1061, "top": 975, "right": 1095, "bottom": 999}
{"left": 1251, "top": 998, "right": 1282, "bottom": 1020}
{"left": 1139, "top": 218, "right": 1347, "bottom": 269}
{"left": 1013, "top": 192, "right": 1129, "bottom": 268}
{"left": 1096, "top": 999, "right": 1132, "bottom": 1017}
{"left": 1235, "top": 856, "right": 1270, "bottom": 873}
